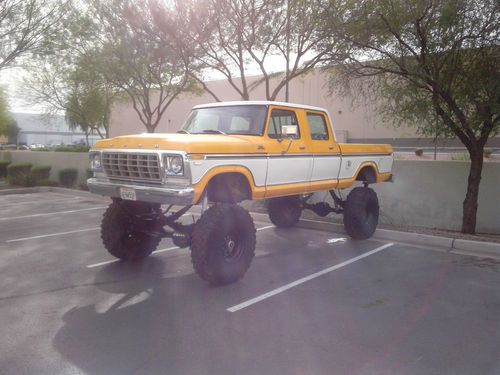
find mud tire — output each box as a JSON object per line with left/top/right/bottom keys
{"left": 101, "top": 201, "right": 162, "bottom": 260}
{"left": 191, "top": 204, "right": 256, "bottom": 286}
{"left": 267, "top": 196, "right": 302, "bottom": 228}
{"left": 343, "top": 187, "right": 379, "bottom": 239}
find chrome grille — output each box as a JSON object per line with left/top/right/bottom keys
{"left": 102, "top": 152, "right": 161, "bottom": 182}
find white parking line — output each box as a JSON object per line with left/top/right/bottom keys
{"left": 86, "top": 225, "right": 275, "bottom": 269}
{"left": 257, "top": 225, "right": 274, "bottom": 231}
{"left": 0, "top": 206, "right": 107, "bottom": 221}
{"left": 227, "top": 242, "right": 395, "bottom": 313}
{"left": 1, "top": 196, "right": 82, "bottom": 208}
{"left": 6, "top": 227, "right": 100, "bottom": 243}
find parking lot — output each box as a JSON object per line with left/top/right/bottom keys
{"left": 0, "top": 190, "right": 499, "bottom": 375}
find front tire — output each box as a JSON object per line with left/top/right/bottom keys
{"left": 343, "top": 187, "right": 379, "bottom": 239}
{"left": 191, "top": 204, "right": 256, "bottom": 286}
{"left": 101, "top": 201, "right": 162, "bottom": 260}
{"left": 267, "top": 196, "right": 302, "bottom": 228}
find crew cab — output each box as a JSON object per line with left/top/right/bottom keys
{"left": 88, "top": 101, "right": 393, "bottom": 285}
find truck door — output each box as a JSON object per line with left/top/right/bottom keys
{"left": 264, "top": 107, "right": 313, "bottom": 197}
{"left": 306, "top": 111, "right": 341, "bottom": 190}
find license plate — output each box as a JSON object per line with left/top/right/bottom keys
{"left": 120, "top": 187, "right": 136, "bottom": 201}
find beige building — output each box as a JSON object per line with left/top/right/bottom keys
{"left": 109, "top": 70, "right": 498, "bottom": 148}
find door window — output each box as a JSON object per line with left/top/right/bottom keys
{"left": 268, "top": 109, "right": 300, "bottom": 139}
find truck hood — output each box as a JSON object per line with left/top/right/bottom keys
{"left": 92, "top": 133, "right": 265, "bottom": 154}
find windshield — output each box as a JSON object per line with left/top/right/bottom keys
{"left": 180, "top": 105, "right": 268, "bottom": 135}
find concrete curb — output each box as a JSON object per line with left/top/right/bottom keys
{"left": 0, "top": 186, "right": 48, "bottom": 195}
{"left": 296, "top": 218, "right": 500, "bottom": 258}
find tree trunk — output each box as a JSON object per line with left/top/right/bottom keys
{"left": 461, "top": 148, "right": 484, "bottom": 234}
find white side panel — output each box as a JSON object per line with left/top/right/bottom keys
{"left": 338, "top": 155, "right": 393, "bottom": 179}
{"left": 266, "top": 157, "right": 313, "bottom": 185}
{"left": 378, "top": 156, "right": 393, "bottom": 174}
{"left": 311, "top": 156, "right": 341, "bottom": 182}
{"left": 189, "top": 158, "right": 268, "bottom": 186}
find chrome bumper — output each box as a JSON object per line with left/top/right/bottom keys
{"left": 87, "top": 178, "right": 195, "bottom": 205}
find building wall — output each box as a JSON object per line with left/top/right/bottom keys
{"left": 109, "top": 70, "right": 419, "bottom": 140}
{"left": 12, "top": 113, "right": 101, "bottom": 146}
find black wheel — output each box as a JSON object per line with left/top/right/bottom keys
{"left": 267, "top": 196, "right": 302, "bottom": 228}
{"left": 191, "top": 204, "right": 256, "bottom": 286}
{"left": 343, "top": 187, "right": 379, "bottom": 239}
{"left": 101, "top": 201, "right": 162, "bottom": 260}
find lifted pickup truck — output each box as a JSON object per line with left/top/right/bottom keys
{"left": 88, "top": 101, "right": 393, "bottom": 285}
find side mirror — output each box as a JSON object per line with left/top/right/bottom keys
{"left": 281, "top": 125, "right": 298, "bottom": 138}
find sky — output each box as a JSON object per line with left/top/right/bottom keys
{"left": 0, "top": 67, "right": 47, "bottom": 114}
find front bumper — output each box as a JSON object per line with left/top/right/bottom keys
{"left": 87, "top": 178, "right": 195, "bottom": 205}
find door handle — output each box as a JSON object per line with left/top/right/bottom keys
{"left": 299, "top": 146, "right": 306, "bottom": 150}
{"left": 328, "top": 146, "right": 334, "bottom": 150}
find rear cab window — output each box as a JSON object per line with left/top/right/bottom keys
{"left": 306, "top": 112, "right": 330, "bottom": 141}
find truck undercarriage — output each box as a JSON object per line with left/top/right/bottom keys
{"left": 101, "top": 185, "right": 379, "bottom": 285}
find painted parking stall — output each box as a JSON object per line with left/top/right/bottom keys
{"left": 0, "top": 190, "right": 499, "bottom": 375}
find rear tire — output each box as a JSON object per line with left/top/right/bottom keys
{"left": 267, "top": 196, "right": 302, "bottom": 228}
{"left": 191, "top": 204, "right": 256, "bottom": 286}
{"left": 343, "top": 187, "right": 379, "bottom": 239}
{"left": 101, "top": 201, "right": 162, "bottom": 260}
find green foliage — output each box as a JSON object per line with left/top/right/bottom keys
{"left": 30, "top": 165, "right": 52, "bottom": 184}
{"left": 54, "top": 145, "right": 90, "bottom": 152}
{"left": 414, "top": 149, "right": 424, "bottom": 157}
{"left": 451, "top": 153, "right": 471, "bottom": 161}
{"left": 64, "top": 54, "right": 114, "bottom": 138}
{"left": 0, "top": 87, "right": 14, "bottom": 137}
{"left": 327, "top": 0, "right": 499, "bottom": 144}
{"left": 58, "top": 168, "right": 78, "bottom": 187}
{"left": 0, "top": 160, "right": 11, "bottom": 178}
{"left": 89, "top": 0, "right": 197, "bottom": 132}
{"left": 6, "top": 163, "right": 33, "bottom": 186}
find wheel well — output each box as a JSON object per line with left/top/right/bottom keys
{"left": 356, "top": 166, "right": 377, "bottom": 184}
{"left": 206, "top": 173, "right": 252, "bottom": 203}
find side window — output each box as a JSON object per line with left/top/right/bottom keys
{"left": 268, "top": 109, "right": 300, "bottom": 139}
{"left": 307, "top": 113, "right": 329, "bottom": 140}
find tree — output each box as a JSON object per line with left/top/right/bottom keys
{"left": 0, "top": 87, "right": 18, "bottom": 144}
{"left": 24, "top": 55, "right": 114, "bottom": 139}
{"left": 324, "top": 0, "right": 500, "bottom": 234}
{"left": 91, "top": 0, "right": 194, "bottom": 133}
{"left": 0, "top": 86, "right": 11, "bottom": 132}
{"left": 0, "top": 0, "right": 70, "bottom": 70}
{"left": 164, "top": 0, "right": 334, "bottom": 101}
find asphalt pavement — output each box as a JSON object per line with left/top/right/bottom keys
{"left": 0, "top": 191, "right": 499, "bottom": 375}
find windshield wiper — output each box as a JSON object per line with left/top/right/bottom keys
{"left": 202, "top": 129, "right": 227, "bottom": 135}
{"left": 177, "top": 129, "right": 190, "bottom": 134}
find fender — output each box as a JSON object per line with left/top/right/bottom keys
{"left": 191, "top": 165, "right": 264, "bottom": 203}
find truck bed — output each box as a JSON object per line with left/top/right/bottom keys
{"left": 338, "top": 143, "right": 393, "bottom": 155}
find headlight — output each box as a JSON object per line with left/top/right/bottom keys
{"left": 90, "top": 152, "right": 102, "bottom": 170}
{"left": 163, "top": 154, "right": 184, "bottom": 176}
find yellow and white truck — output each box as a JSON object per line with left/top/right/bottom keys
{"left": 88, "top": 101, "right": 393, "bottom": 285}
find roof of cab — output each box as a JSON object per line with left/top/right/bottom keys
{"left": 192, "top": 100, "right": 329, "bottom": 113}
